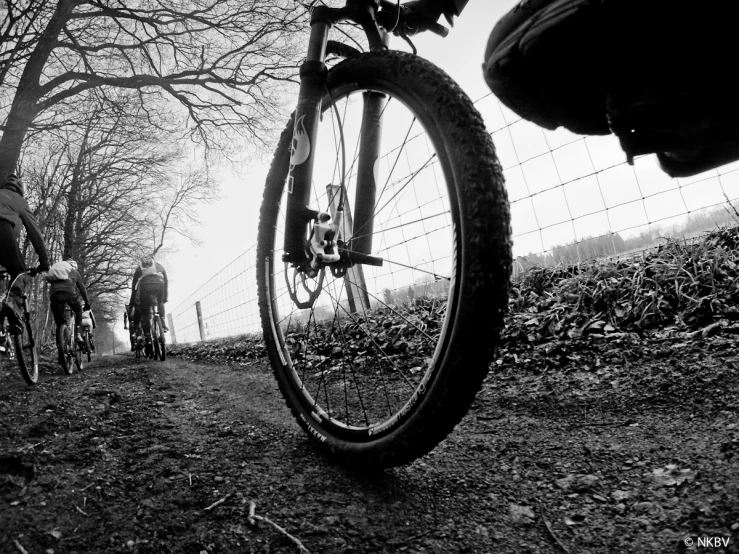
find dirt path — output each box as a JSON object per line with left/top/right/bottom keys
{"left": 1, "top": 336, "right": 737, "bottom": 554}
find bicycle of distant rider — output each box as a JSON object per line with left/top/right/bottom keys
{"left": 142, "top": 295, "right": 165, "bottom": 362}
{"left": 0, "top": 269, "right": 40, "bottom": 385}
{"left": 255, "top": 0, "right": 511, "bottom": 469}
{"left": 57, "top": 305, "right": 84, "bottom": 375}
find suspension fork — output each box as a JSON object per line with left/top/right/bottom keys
{"left": 283, "top": 2, "right": 389, "bottom": 266}
{"left": 282, "top": 11, "right": 330, "bottom": 264}
{"left": 351, "top": 90, "right": 387, "bottom": 257}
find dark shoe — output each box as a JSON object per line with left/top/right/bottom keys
{"left": 162, "top": 324, "right": 169, "bottom": 333}
{"left": 75, "top": 333, "right": 84, "bottom": 344}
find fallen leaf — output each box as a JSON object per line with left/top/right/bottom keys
{"left": 509, "top": 503, "right": 535, "bottom": 525}
{"left": 651, "top": 465, "right": 697, "bottom": 487}
{"left": 611, "top": 489, "right": 631, "bottom": 502}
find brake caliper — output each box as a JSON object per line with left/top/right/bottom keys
{"left": 309, "top": 211, "right": 342, "bottom": 268}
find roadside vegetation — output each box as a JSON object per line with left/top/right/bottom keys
{"left": 170, "top": 224, "right": 739, "bottom": 364}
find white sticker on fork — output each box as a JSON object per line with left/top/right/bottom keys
{"left": 290, "top": 115, "right": 310, "bottom": 167}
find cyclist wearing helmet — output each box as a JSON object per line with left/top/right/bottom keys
{"left": 130, "top": 256, "right": 169, "bottom": 349}
{"left": 47, "top": 258, "right": 90, "bottom": 352}
{"left": 0, "top": 174, "right": 50, "bottom": 305}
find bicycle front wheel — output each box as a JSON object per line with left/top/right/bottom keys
{"left": 74, "top": 337, "right": 84, "bottom": 372}
{"left": 14, "top": 324, "right": 38, "bottom": 385}
{"left": 152, "top": 320, "right": 162, "bottom": 361}
{"left": 256, "top": 51, "right": 511, "bottom": 468}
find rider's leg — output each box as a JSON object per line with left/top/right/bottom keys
{"left": 69, "top": 297, "right": 84, "bottom": 342}
{"left": 0, "top": 221, "right": 28, "bottom": 326}
{"left": 127, "top": 306, "right": 136, "bottom": 350}
{"left": 139, "top": 300, "right": 153, "bottom": 343}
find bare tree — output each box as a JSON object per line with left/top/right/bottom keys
{"left": 20, "top": 92, "right": 213, "bottom": 345}
{"left": 0, "top": 0, "right": 305, "bottom": 176}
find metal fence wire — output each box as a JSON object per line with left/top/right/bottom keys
{"left": 170, "top": 94, "right": 739, "bottom": 343}
{"left": 170, "top": 245, "right": 259, "bottom": 344}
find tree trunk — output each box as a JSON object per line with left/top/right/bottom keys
{"left": 0, "top": 0, "right": 78, "bottom": 176}
{"left": 63, "top": 177, "right": 81, "bottom": 260}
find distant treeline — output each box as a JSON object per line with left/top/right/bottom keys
{"left": 515, "top": 201, "right": 739, "bottom": 272}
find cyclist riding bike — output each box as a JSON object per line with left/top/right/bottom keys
{"left": 81, "top": 307, "right": 96, "bottom": 351}
{"left": 47, "top": 258, "right": 90, "bottom": 364}
{"left": 129, "top": 256, "right": 169, "bottom": 350}
{"left": 0, "top": 174, "right": 50, "bottom": 317}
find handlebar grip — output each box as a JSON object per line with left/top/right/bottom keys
{"left": 426, "top": 20, "right": 449, "bottom": 38}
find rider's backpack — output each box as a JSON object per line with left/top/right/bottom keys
{"left": 139, "top": 258, "right": 163, "bottom": 281}
{"left": 46, "top": 261, "right": 73, "bottom": 283}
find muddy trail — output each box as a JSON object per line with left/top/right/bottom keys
{"left": 1, "top": 332, "right": 738, "bottom": 554}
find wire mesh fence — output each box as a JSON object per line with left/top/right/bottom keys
{"left": 170, "top": 245, "right": 260, "bottom": 344}
{"left": 170, "top": 94, "right": 739, "bottom": 343}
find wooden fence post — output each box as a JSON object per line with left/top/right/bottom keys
{"left": 196, "top": 301, "right": 206, "bottom": 341}
{"left": 167, "top": 314, "right": 177, "bottom": 344}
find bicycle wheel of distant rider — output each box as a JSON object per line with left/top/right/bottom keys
{"left": 14, "top": 322, "right": 38, "bottom": 385}
{"left": 74, "top": 335, "right": 84, "bottom": 372}
{"left": 256, "top": 50, "right": 512, "bottom": 468}
{"left": 84, "top": 331, "right": 91, "bottom": 363}
{"left": 57, "top": 325, "right": 73, "bottom": 375}
{"left": 156, "top": 318, "right": 166, "bottom": 361}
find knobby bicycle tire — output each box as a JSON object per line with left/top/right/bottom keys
{"left": 57, "top": 324, "right": 73, "bottom": 375}
{"left": 74, "top": 333, "right": 84, "bottom": 372}
{"left": 14, "top": 322, "right": 38, "bottom": 385}
{"left": 156, "top": 317, "right": 166, "bottom": 361}
{"left": 256, "top": 50, "right": 511, "bottom": 468}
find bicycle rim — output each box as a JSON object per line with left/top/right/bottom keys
{"left": 257, "top": 52, "right": 511, "bottom": 467}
